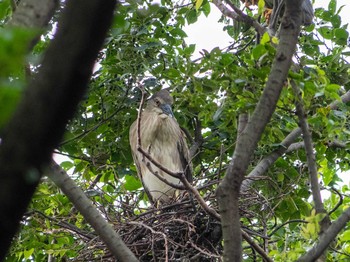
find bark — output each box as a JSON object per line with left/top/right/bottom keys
{"left": 0, "top": 0, "right": 116, "bottom": 259}
{"left": 217, "top": 1, "right": 303, "bottom": 260}
{"left": 47, "top": 163, "right": 138, "bottom": 262}
{"left": 8, "top": 0, "right": 58, "bottom": 49}
{"left": 8, "top": 0, "right": 57, "bottom": 28}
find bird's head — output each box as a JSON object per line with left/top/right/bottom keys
{"left": 146, "top": 90, "right": 174, "bottom": 118}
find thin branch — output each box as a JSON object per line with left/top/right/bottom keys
{"left": 180, "top": 174, "right": 221, "bottom": 221}
{"left": 291, "top": 80, "right": 327, "bottom": 216}
{"left": 25, "top": 209, "right": 96, "bottom": 240}
{"left": 128, "top": 221, "right": 169, "bottom": 262}
{"left": 268, "top": 219, "right": 308, "bottom": 237}
{"left": 328, "top": 187, "right": 343, "bottom": 216}
{"left": 241, "top": 230, "right": 273, "bottom": 262}
{"left": 297, "top": 206, "right": 350, "bottom": 262}
{"left": 212, "top": 0, "right": 266, "bottom": 35}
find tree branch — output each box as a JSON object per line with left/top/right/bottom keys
{"left": 217, "top": 1, "right": 303, "bottom": 260}
{"left": 47, "top": 163, "right": 138, "bottom": 262}
{"left": 291, "top": 80, "right": 327, "bottom": 218}
{"left": 213, "top": 0, "right": 266, "bottom": 35}
{"left": 0, "top": 0, "right": 116, "bottom": 259}
{"left": 241, "top": 89, "right": 350, "bottom": 192}
{"left": 8, "top": 0, "right": 58, "bottom": 49}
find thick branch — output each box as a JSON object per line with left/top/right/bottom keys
{"left": 217, "top": 1, "right": 303, "bottom": 260}
{"left": 8, "top": 0, "right": 58, "bottom": 50}
{"left": 241, "top": 89, "right": 350, "bottom": 191}
{"left": 0, "top": 0, "right": 116, "bottom": 259}
{"left": 241, "top": 128, "right": 302, "bottom": 191}
{"left": 47, "top": 163, "right": 138, "bottom": 262}
{"left": 297, "top": 206, "right": 350, "bottom": 262}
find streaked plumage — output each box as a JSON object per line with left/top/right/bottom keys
{"left": 129, "top": 90, "right": 192, "bottom": 205}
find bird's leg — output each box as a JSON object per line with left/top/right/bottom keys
{"left": 268, "top": 0, "right": 285, "bottom": 35}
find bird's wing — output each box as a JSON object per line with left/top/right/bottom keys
{"left": 177, "top": 134, "right": 193, "bottom": 183}
{"left": 129, "top": 121, "right": 155, "bottom": 204}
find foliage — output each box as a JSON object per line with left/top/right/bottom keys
{"left": 2, "top": 0, "right": 350, "bottom": 261}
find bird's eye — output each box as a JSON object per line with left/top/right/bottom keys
{"left": 155, "top": 99, "right": 161, "bottom": 106}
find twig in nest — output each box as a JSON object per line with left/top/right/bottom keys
{"left": 128, "top": 221, "right": 169, "bottom": 262}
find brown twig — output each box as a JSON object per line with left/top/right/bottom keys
{"left": 128, "top": 221, "right": 169, "bottom": 262}
{"left": 213, "top": 0, "right": 266, "bottom": 35}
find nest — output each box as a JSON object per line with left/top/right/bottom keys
{"left": 121, "top": 201, "right": 222, "bottom": 261}
{"left": 71, "top": 183, "right": 269, "bottom": 261}
{"left": 73, "top": 197, "right": 222, "bottom": 261}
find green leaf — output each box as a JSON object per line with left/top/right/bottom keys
{"left": 202, "top": 2, "right": 211, "bottom": 17}
{"left": 340, "top": 230, "right": 350, "bottom": 241}
{"left": 318, "top": 26, "right": 333, "bottom": 40}
{"left": 184, "top": 44, "right": 196, "bottom": 55}
{"left": 220, "top": 53, "right": 234, "bottom": 66}
{"left": 334, "top": 28, "right": 349, "bottom": 45}
{"left": 163, "top": 68, "right": 181, "bottom": 79}
{"left": 195, "top": 0, "right": 203, "bottom": 11}
{"left": 258, "top": 0, "right": 265, "bottom": 15}
{"left": 260, "top": 32, "right": 270, "bottom": 45}
{"left": 277, "top": 173, "right": 284, "bottom": 182}
{"left": 23, "top": 248, "right": 34, "bottom": 259}
{"left": 170, "top": 28, "right": 187, "bottom": 38}
{"left": 0, "top": 0, "right": 11, "bottom": 21}
{"left": 124, "top": 175, "right": 142, "bottom": 191}
{"left": 252, "top": 44, "right": 267, "bottom": 60}
{"left": 186, "top": 9, "right": 198, "bottom": 24}
{"left": 331, "top": 14, "right": 341, "bottom": 28}
{"left": 328, "top": 0, "right": 337, "bottom": 15}
{"left": 60, "top": 161, "right": 74, "bottom": 170}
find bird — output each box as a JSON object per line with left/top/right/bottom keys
{"left": 241, "top": 0, "right": 313, "bottom": 32}
{"left": 129, "top": 89, "right": 192, "bottom": 205}
{"left": 266, "top": 0, "right": 314, "bottom": 31}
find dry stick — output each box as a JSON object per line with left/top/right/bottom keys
{"left": 145, "top": 162, "right": 185, "bottom": 190}
{"left": 180, "top": 174, "right": 221, "bottom": 220}
{"left": 128, "top": 221, "right": 169, "bottom": 262}
{"left": 241, "top": 230, "right": 273, "bottom": 262}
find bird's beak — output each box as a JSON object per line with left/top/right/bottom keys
{"left": 160, "top": 104, "right": 174, "bottom": 118}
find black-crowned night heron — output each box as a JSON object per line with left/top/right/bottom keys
{"left": 129, "top": 90, "right": 192, "bottom": 205}
{"left": 266, "top": 0, "right": 314, "bottom": 31}
{"left": 242, "top": 0, "right": 313, "bottom": 32}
